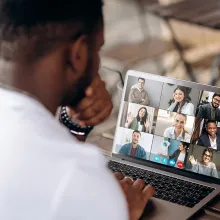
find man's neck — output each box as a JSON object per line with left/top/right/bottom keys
{"left": 209, "top": 134, "right": 216, "bottom": 140}
{"left": 0, "top": 61, "right": 59, "bottom": 115}
{"left": 132, "top": 143, "right": 138, "bottom": 148}
{"left": 138, "top": 87, "right": 143, "bottom": 92}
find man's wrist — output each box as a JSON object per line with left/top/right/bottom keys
{"left": 59, "top": 106, "right": 94, "bottom": 137}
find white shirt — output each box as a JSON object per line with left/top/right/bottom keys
{"left": 177, "top": 152, "right": 185, "bottom": 162}
{"left": 163, "top": 127, "right": 191, "bottom": 143}
{"left": 0, "top": 88, "right": 128, "bottom": 220}
{"left": 167, "top": 102, "right": 194, "bottom": 116}
{"left": 138, "top": 121, "right": 144, "bottom": 132}
{"left": 209, "top": 135, "right": 217, "bottom": 150}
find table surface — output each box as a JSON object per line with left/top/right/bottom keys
{"left": 144, "top": 0, "right": 220, "bottom": 30}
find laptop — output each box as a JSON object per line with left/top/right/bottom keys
{"left": 107, "top": 70, "right": 220, "bottom": 220}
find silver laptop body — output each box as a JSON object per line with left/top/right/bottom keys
{"left": 108, "top": 70, "right": 220, "bottom": 220}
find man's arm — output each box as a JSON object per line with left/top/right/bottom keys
{"left": 140, "top": 91, "right": 150, "bottom": 105}
{"left": 119, "top": 144, "right": 128, "bottom": 155}
{"left": 128, "top": 88, "right": 142, "bottom": 104}
{"left": 197, "top": 105, "right": 205, "bottom": 119}
{"left": 55, "top": 147, "right": 154, "bottom": 220}
{"left": 197, "top": 137, "right": 204, "bottom": 147}
{"left": 55, "top": 155, "right": 128, "bottom": 220}
{"left": 58, "top": 75, "right": 113, "bottom": 142}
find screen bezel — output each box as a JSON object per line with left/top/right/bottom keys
{"left": 112, "top": 70, "right": 220, "bottom": 185}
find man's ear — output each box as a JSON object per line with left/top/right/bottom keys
{"left": 68, "top": 35, "right": 88, "bottom": 76}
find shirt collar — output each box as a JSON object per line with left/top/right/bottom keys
{"left": 171, "top": 126, "right": 183, "bottom": 139}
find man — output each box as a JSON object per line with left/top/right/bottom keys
{"left": 119, "top": 131, "right": 147, "bottom": 160}
{"left": 128, "top": 77, "right": 150, "bottom": 105}
{"left": 197, "top": 93, "right": 220, "bottom": 121}
{"left": 197, "top": 120, "right": 220, "bottom": 151}
{"left": 0, "top": 1, "right": 154, "bottom": 220}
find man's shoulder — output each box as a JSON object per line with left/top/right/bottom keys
{"left": 200, "top": 103, "right": 210, "bottom": 109}
{"left": 138, "top": 145, "right": 145, "bottom": 151}
{"left": 122, "top": 143, "right": 131, "bottom": 148}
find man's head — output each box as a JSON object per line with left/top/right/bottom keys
{"left": 212, "top": 93, "right": 220, "bottom": 108}
{"left": 132, "top": 130, "right": 141, "bottom": 145}
{"left": 206, "top": 120, "right": 217, "bottom": 137}
{"left": 0, "top": 0, "right": 104, "bottom": 113}
{"left": 137, "top": 78, "right": 145, "bottom": 90}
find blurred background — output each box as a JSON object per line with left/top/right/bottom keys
{"left": 87, "top": 0, "right": 220, "bottom": 151}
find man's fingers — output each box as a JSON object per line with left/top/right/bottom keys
{"left": 85, "top": 87, "right": 93, "bottom": 97}
{"left": 142, "top": 185, "right": 155, "bottom": 202}
{"left": 122, "top": 176, "right": 134, "bottom": 185}
{"left": 76, "top": 97, "right": 94, "bottom": 112}
{"left": 80, "top": 102, "right": 113, "bottom": 126}
{"left": 114, "top": 172, "right": 124, "bottom": 181}
{"left": 133, "top": 179, "right": 145, "bottom": 191}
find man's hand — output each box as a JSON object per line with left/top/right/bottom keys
{"left": 114, "top": 172, "right": 155, "bottom": 220}
{"left": 71, "top": 74, "right": 113, "bottom": 127}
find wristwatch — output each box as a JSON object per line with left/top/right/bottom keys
{"left": 59, "top": 106, "right": 94, "bottom": 136}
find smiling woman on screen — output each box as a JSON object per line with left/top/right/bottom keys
{"left": 167, "top": 86, "right": 194, "bottom": 116}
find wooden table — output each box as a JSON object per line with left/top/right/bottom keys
{"left": 137, "top": 0, "right": 220, "bottom": 84}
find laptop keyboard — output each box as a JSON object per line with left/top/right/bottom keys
{"left": 108, "top": 160, "right": 215, "bottom": 208}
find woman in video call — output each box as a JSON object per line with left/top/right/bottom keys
{"left": 197, "top": 120, "right": 220, "bottom": 151}
{"left": 167, "top": 86, "right": 194, "bottom": 116}
{"left": 125, "top": 107, "right": 150, "bottom": 133}
{"left": 163, "top": 113, "right": 191, "bottom": 143}
{"left": 159, "top": 141, "right": 188, "bottom": 168}
{"left": 189, "top": 148, "right": 218, "bottom": 178}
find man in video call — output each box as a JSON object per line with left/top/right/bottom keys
{"left": 119, "top": 130, "right": 147, "bottom": 160}
{"left": 197, "top": 120, "right": 220, "bottom": 151}
{"left": 197, "top": 93, "right": 220, "bottom": 121}
{"left": 0, "top": 0, "right": 154, "bottom": 219}
{"left": 128, "top": 77, "right": 150, "bottom": 105}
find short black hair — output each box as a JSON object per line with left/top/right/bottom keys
{"left": 206, "top": 120, "right": 217, "bottom": 127}
{"left": 0, "top": 0, "right": 103, "bottom": 60}
{"left": 213, "top": 93, "right": 220, "bottom": 99}
{"left": 138, "top": 77, "right": 145, "bottom": 83}
{"left": 133, "top": 130, "right": 141, "bottom": 136}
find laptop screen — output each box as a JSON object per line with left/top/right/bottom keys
{"left": 113, "top": 70, "right": 220, "bottom": 180}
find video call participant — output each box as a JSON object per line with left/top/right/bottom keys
{"left": 197, "top": 120, "right": 220, "bottom": 151}
{"left": 167, "top": 86, "right": 194, "bottom": 116}
{"left": 197, "top": 93, "right": 220, "bottom": 121}
{"left": 125, "top": 107, "right": 150, "bottom": 133}
{"left": 163, "top": 113, "right": 191, "bottom": 143}
{"left": 159, "top": 141, "right": 188, "bottom": 168}
{"left": 119, "top": 130, "right": 147, "bottom": 160}
{"left": 128, "top": 77, "right": 150, "bottom": 105}
{"left": 189, "top": 148, "right": 218, "bottom": 178}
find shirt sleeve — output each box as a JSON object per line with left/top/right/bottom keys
{"left": 191, "top": 164, "right": 199, "bottom": 173}
{"left": 210, "top": 163, "right": 219, "bottom": 178}
{"left": 167, "top": 103, "right": 176, "bottom": 111}
{"left": 119, "top": 144, "right": 127, "bottom": 155}
{"left": 140, "top": 91, "right": 150, "bottom": 105}
{"left": 184, "top": 133, "right": 191, "bottom": 143}
{"left": 163, "top": 127, "right": 171, "bottom": 139}
{"left": 185, "top": 103, "right": 194, "bottom": 116}
{"left": 53, "top": 151, "right": 128, "bottom": 220}
{"left": 128, "top": 88, "right": 141, "bottom": 103}
{"left": 197, "top": 105, "right": 204, "bottom": 118}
